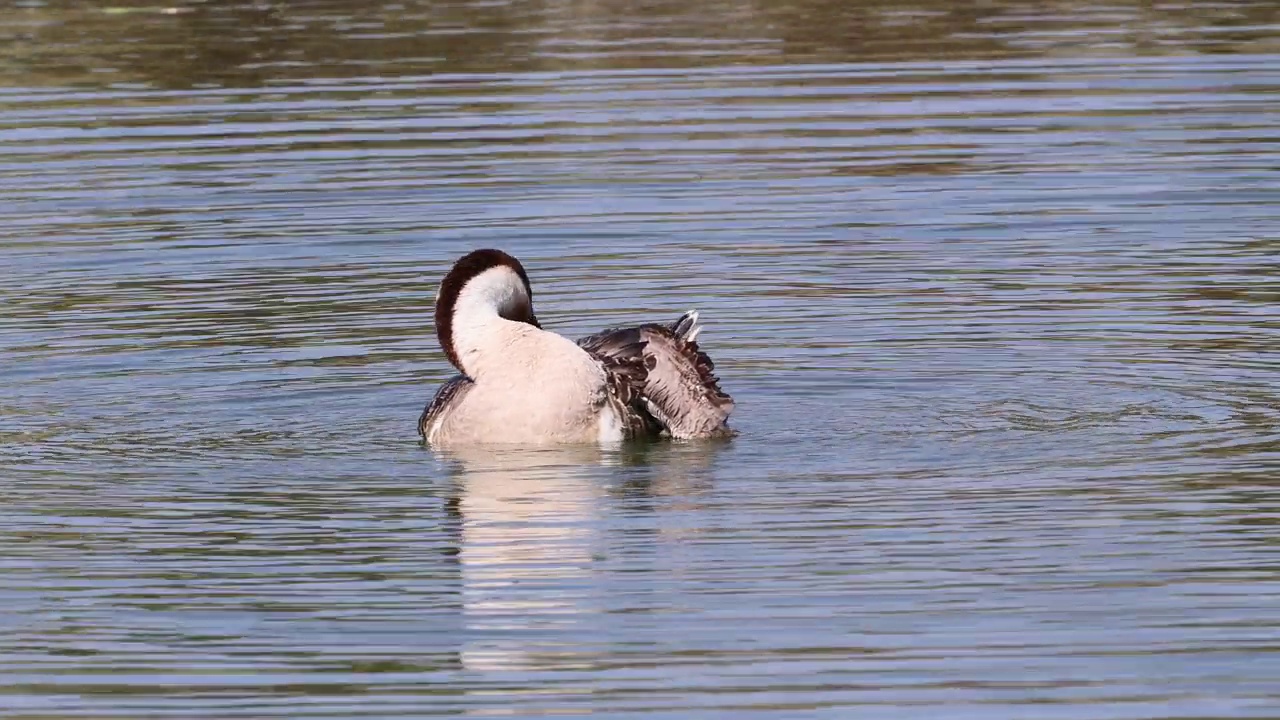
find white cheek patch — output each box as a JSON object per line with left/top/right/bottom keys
{"left": 453, "top": 267, "right": 529, "bottom": 325}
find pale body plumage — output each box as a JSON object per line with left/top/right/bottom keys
{"left": 419, "top": 249, "right": 734, "bottom": 446}
{"left": 424, "top": 318, "right": 620, "bottom": 445}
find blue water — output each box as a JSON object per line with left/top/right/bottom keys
{"left": 2, "top": 2, "right": 1278, "bottom": 717}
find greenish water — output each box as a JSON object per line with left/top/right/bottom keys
{"left": 1, "top": 1, "right": 1278, "bottom": 717}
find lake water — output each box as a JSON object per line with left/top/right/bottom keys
{"left": 2, "top": 1, "right": 1279, "bottom": 717}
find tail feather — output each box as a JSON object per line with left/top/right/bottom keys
{"left": 671, "top": 310, "right": 699, "bottom": 339}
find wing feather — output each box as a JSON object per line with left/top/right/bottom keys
{"left": 578, "top": 311, "right": 734, "bottom": 439}
{"left": 418, "top": 375, "right": 473, "bottom": 440}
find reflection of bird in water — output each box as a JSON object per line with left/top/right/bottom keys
{"left": 437, "top": 442, "right": 725, "bottom": 672}
{"left": 419, "top": 249, "right": 735, "bottom": 446}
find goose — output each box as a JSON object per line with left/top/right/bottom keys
{"left": 418, "top": 249, "right": 734, "bottom": 445}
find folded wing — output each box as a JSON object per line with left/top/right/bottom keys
{"left": 577, "top": 310, "right": 734, "bottom": 439}
{"left": 418, "top": 374, "right": 473, "bottom": 441}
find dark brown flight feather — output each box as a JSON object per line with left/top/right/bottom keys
{"left": 577, "top": 312, "right": 734, "bottom": 439}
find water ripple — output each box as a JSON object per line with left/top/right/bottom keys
{"left": 2, "top": 2, "right": 1279, "bottom": 718}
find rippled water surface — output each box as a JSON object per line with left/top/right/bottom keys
{"left": 2, "top": 1, "right": 1279, "bottom": 717}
